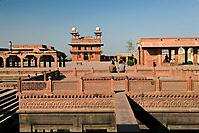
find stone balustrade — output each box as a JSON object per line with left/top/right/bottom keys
{"left": 17, "top": 75, "right": 199, "bottom": 97}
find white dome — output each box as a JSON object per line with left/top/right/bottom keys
{"left": 96, "top": 27, "right": 100, "bottom": 31}
{"left": 72, "top": 27, "right": 76, "bottom": 31}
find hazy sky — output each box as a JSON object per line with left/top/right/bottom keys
{"left": 1, "top": 0, "right": 199, "bottom": 57}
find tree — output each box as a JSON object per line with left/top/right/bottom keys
{"left": 126, "top": 40, "right": 136, "bottom": 54}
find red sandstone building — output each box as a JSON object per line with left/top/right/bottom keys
{"left": 68, "top": 27, "right": 104, "bottom": 61}
{"left": 137, "top": 38, "right": 199, "bottom": 67}
{"left": 0, "top": 44, "right": 67, "bottom": 68}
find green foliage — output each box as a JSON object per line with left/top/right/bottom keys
{"left": 127, "top": 40, "right": 133, "bottom": 53}
{"left": 127, "top": 60, "right": 134, "bottom": 66}
{"left": 187, "top": 61, "right": 193, "bottom": 64}
{"left": 126, "top": 40, "right": 137, "bottom": 54}
{"left": 180, "top": 61, "right": 193, "bottom": 65}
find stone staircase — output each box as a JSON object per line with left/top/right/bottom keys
{"left": 0, "top": 89, "right": 19, "bottom": 132}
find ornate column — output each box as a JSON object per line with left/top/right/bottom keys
{"left": 193, "top": 48, "right": 198, "bottom": 65}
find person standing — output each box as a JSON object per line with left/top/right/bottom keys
{"left": 118, "top": 60, "right": 125, "bottom": 73}
{"left": 109, "top": 60, "right": 117, "bottom": 73}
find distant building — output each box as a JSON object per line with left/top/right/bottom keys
{"left": 100, "top": 53, "right": 134, "bottom": 63}
{"left": 0, "top": 44, "right": 67, "bottom": 68}
{"left": 136, "top": 38, "right": 199, "bottom": 66}
{"left": 69, "top": 27, "right": 104, "bottom": 61}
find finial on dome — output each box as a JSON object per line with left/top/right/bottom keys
{"left": 70, "top": 27, "right": 79, "bottom": 39}
{"left": 96, "top": 27, "right": 100, "bottom": 31}
{"left": 71, "top": 27, "right": 78, "bottom": 32}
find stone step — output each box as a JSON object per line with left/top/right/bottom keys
{"left": 0, "top": 97, "right": 17, "bottom": 109}
{"left": 0, "top": 101, "right": 18, "bottom": 116}
{"left": 0, "top": 89, "right": 17, "bottom": 101}
{"left": 0, "top": 106, "right": 18, "bottom": 124}
{"left": 0, "top": 94, "right": 16, "bottom": 105}
{"left": 0, "top": 89, "right": 9, "bottom": 94}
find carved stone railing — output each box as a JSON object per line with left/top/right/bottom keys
{"left": 18, "top": 94, "right": 114, "bottom": 112}
{"left": 127, "top": 91, "right": 199, "bottom": 109}
{"left": 0, "top": 83, "right": 17, "bottom": 89}
{"left": 20, "top": 81, "right": 47, "bottom": 91}
{"left": 18, "top": 75, "right": 199, "bottom": 95}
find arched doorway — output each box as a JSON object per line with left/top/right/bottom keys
{"left": 6, "top": 55, "right": 21, "bottom": 67}
{"left": 23, "top": 55, "right": 37, "bottom": 67}
{"left": 0, "top": 57, "right": 3, "bottom": 67}
{"left": 40, "top": 55, "right": 55, "bottom": 67}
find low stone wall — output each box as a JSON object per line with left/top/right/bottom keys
{"left": 18, "top": 75, "right": 199, "bottom": 95}
{"left": 19, "top": 113, "right": 116, "bottom": 132}
{"left": 0, "top": 83, "right": 17, "bottom": 89}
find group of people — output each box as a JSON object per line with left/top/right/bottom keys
{"left": 163, "top": 54, "right": 175, "bottom": 65}
{"left": 109, "top": 59, "right": 125, "bottom": 73}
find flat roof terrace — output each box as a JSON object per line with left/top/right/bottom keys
{"left": 139, "top": 38, "right": 199, "bottom": 48}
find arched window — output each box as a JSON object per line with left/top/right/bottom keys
{"left": 6, "top": 55, "right": 21, "bottom": 67}
{"left": 23, "top": 55, "right": 37, "bottom": 67}
{"left": 40, "top": 55, "right": 55, "bottom": 67}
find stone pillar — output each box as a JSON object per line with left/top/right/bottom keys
{"left": 37, "top": 56, "right": 40, "bottom": 67}
{"left": 79, "top": 77, "right": 83, "bottom": 93}
{"left": 186, "top": 76, "right": 193, "bottom": 91}
{"left": 169, "top": 49, "right": 172, "bottom": 61}
{"left": 155, "top": 77, "right": 161, "bottom": 91}
{"left": 3, "top": 58, "right": 6, "bottom": 68}
{"left": 54, "top": 56, "right": 58, "bottom": 68}
{"left": 20, "top": 58, "right": 23, "bottom": 68}
{"left": 125, "top": 76, "right": 129, "bottom": 92}
{"left": 63, "top": 57, "right": 66, "bottom": 67}
{"left": 184, "top": 48, "right": 188, "bottom": 64}
{"left": 140, "top": 47, "right": 144, "bottom": 65}
{"left": 43, "top": 71, "right": 47, "bottom": 81}
{"left": 158, "top": 49, "right": 162, "bottom": 66}
{"left": 47, "top": 76, "right": 52, "bottom": 93}
{"left": 175, "top": 48, "right": 179, "bottom": 65}
{"left": 17, "top": 78, "right": 22, "bottom": 93}
{"left": 193, "top": 48, "right": 198, "bottom": 65}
